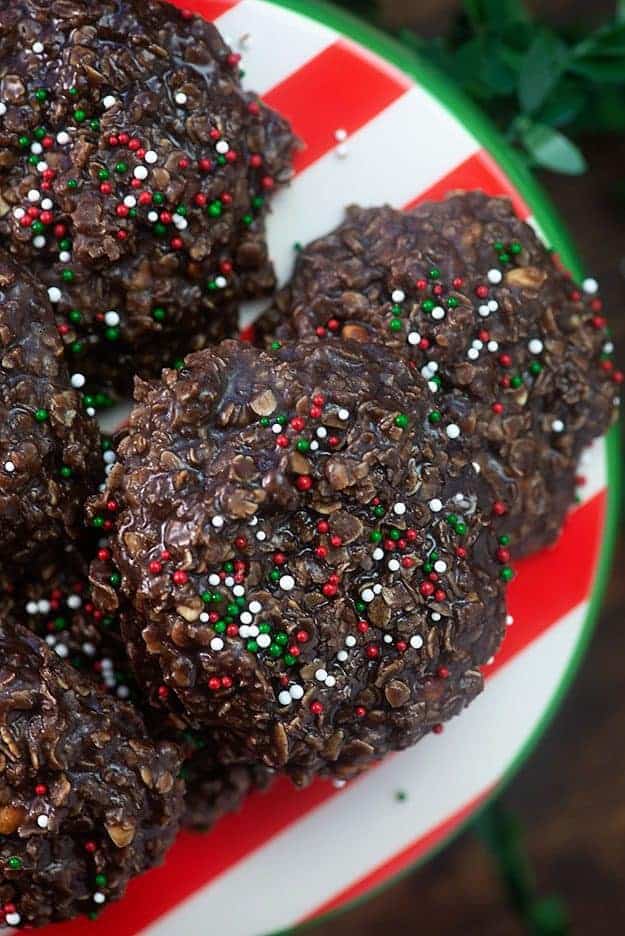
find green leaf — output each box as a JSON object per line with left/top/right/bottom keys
{"left": 518, "top": 121, "right": 587, "bottom": 174}
{"left": 464, "top": 0, "right": 530, "bottom": 30}
{"left": 570, "top": 57, "right": 625, "bottom": 81}
{"left": 518, "top": 32, "right": 570, "bottom": 113}
{"left": 574, "top": 23, "right": 625, "bottom": 58}
{"left": 618, "top": 0, "right": 625, "bottom": 24}
{"left": 537, "top": 81, "right": 586, "bottom": 127}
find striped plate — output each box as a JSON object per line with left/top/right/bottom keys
{"left": 45, "top": 2, "right": 619, "bottom": 934}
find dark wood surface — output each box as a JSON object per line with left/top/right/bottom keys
{"left": 314, "top": 3, "right": 625, "bottom": 933}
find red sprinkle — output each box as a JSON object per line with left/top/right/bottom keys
{"left": 310, "top": 701, "right": 323, "bottom": 715}
{"left": 172, "top": 570, "right": 188, "bottom": 586}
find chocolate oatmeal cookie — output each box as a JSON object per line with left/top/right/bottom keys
{"left": 0, "top": 250, "right": 101, "bottom": 569}
{"left": 263, "top": 193, "right": 620, "bottom": 555}
{"left": 89, "top": 339, "right": 509, "bottom": 784}
{"left": 0, "top": 617, "right": 183, "bottom": 928}
{"left": 0, "top": 0, "right": 296, "bottom": 397}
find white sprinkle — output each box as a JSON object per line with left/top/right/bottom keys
{"left": 488, "top": 340, "right": 499, "bottom": 352}
{"left": 13, "top": 208, "right": 25, "bottom": 220}
{"left": 200, "top": 613, "right": 209, "bottom": 623}
{"left": 175, "top": 91, "right": 188, "bottom": 105}
{"left": 70, "top": 373, "right": 85, "bottom": 389}
{"left": 310, "top": 440, "right": 319, "bottom": 451}
{"left": 30, "top": 142, "right": 43, "bottom": 154}
{"left": 41, "top": 198, "right": 53, "bottom": 211}
{"left": 239, "top": 625, "right": 250, "bottom": 639}
{"left": 148, "top": 210, "right": 159, "bottom": 224}
{"left": 429, "top": 498, "right": 442, "bottom": 513}
{"left": 316, "top": 426, "right": 327, "bottom": 439}
{"left": 487, "top": 268, "right": 502, "bottom": 284}
{"left": 6, "top": 912, "right": 21, "bottom": 926}
{"left": 410, "top": 635, "right": 424, "bottom": 649}
{"left": 26, "top": 601, "right": 39, "bottom": 615}
{"left": 211, "top": 515, "right": 224, "bottom": 529}
{"left": 57, "top": 131, "right": 70, "bottom": 144}
{"left": 582, "top": 277, "right": 598, "bottom": 294}
{"left": 173, "top": 214, "right": 188, "bottom": 230}
{"left": 421, "top": 365, "right": 436, "bottom": 379}
{"left": 431, "top": 612, "right": 441, "bottom": 622}
{"left": 248, "top": 517, "right": 258, "bottom": 526}
{"left": 117, "top": 686, "right": 130, "bottom": 699}
{"left": 361, "top": 588, "right": 375, "bottom": 603}
{"left": 102, "top": 95, "right": 117, "bottom": 109}
{"left": 345, "top": 635, "right": 357, "bottom": 648}
{"left": 488, "top": 299, "right": 499, "bottom": 312}
{"left": 225, "top": 577, "right": 235, "bottom": 587}
{"left": 4, "top": 461, "right": 15, "bottom": 473}
{"left": 391, "top": 289, "right": 405, "bottom": 303}
{"left": 372, "top": 548, "right": 384, "bottom": 561}
{"left": 144, "top": 150, "right": 158, "bottom": 164}
{"left": 429, "top": 361, "right": 439, "bottom": 372}
{"left": 32, "top": 40, "right": 45, "bottom": 53}
{"left": 233, "top": 585, "right": 245, "bottom": 597}
{"left": 336, "top": 143, "right": 349, "bottom": 159}
{"left": 478, "top": 305, "right": 490, "bottom": 317}
{"left": 407, "top": 331, "right": 421, "bottom": 345}
{"left": 67, "top": 595, "right": 82, "bottom": 609}
{"left": 37, "top": 814, "right": 49, "bottom": 829}
{"left": 528, "top": 338, "right": 543, "bottom": 354}
{"left": 373, "top": 584, "right": 382, "bottom": 595}
{"left": 388, "top": 559, "right": 400, "bottom": 572}
{"left": 103, "top": 450, "right": 116, "bottom": 464}
{"left": 338, "top": 408, "right": 350, "bottom": 421}
{"left": 290, "top": 684, "right": 304, "bottom": 700}
{"left": 472, "top": 340, "right": 483, "bottom": 350}
{"left": 335, "top": 128, "right": 348, "bottom": 141}
{"left": 255, "top": 530, "right": 266, "bottom": 541}
{"left": 124, "top": 194, "right": 137, "bottom": 208}
{"left": 337, "top": 650, "right": 348, "bottom": 662}
{"left": 257, "top": 634, "right": 271, "bottom": 649}
{"left": 446, "top": 423, "right": 460, "bottom": 439}
{"left": 215, "top": 140, "right": 229, "bottom": 154}
{"left": 239, "top": 612, "right": 252, "bottom": 625}
{"left": 249, "top": 600, "right": 262, "bottom": 614}
{"left": 0, "top": 103, "right": 6, "bottom": 117}
{"left": 59, "top": 250, "right": 71, "bottom": 263}
{"left": 315, "top": 668, "right": 328, "bottom": 682}
{"left": 552, "top": 419, "right": 565, "bottom": 433}
{"left": 33, "top": 235, "right": 46, "bottom": 248}
{"left": 46, "top": 635, "right": 56, "bottom": 647}
{"left": 38, "top": 600, "right": 50, "bottom": 614}
{"left": 393, "top": 502, "right": 406, "bottom": 516}
{"left": 472, "top": 461, "right": 481, "bottom": 473}
{"left": 279, "top": 574, "right": 295, "bottom": 591}
{"left": 604, "top": 341, "right": 614, "bottom": 354}
{"left": 48, "top": 287, "right": 62, "bottom": 303}
{"left": 467, "top": 348, "right": 479, "bottom": 360}
{"left": 210, "top": 637, "right": 224, "bottom": 651}
{"left": 104, "top": 311, "right": 120, "bottom": 327}
{"left": 506, "top": 614, "right": 514, "bottom": 626}
{"left": 215, "top": 276, "right": 227, "bottom": 288}
{"left": 325, "top": 675, "right": 336, "bottom": 688}
{"left": 434, "top": 560, "right": 447, "bottom": 573}
{"left": 86, "top": 406, "right": 96, "bottom": 417}
{"left": 134, "top": 165, "right": 149, "bottom": 181}
{"left": 384, "top": 634, "right": 393, "bottom": 644}
{"left": 93, "top": 892, "right": 106, "bottom": 905}
{"left": 431, "top": 306, "right": 445, "bottom": 321}
{"left": 278, "top": 691, "right": 291, "bottom": 706}
{"left": 208, "top": 574, "right": 220, "bottom": 586}
{"left": 55, "top": 644, "right": 68, "bottom": 658}
{"left": 28, "top": 188, "right": 41, "bottom": 202}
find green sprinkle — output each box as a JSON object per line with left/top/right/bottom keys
{"left": 296, "top": 439, "right": 310, "bottom": 453}
{"left": 35, "top": 408, "right": 48, "bottom": 422}
{"left": 510, "top": 241, "right": 522, "bottom": 255}
{"left": 34, "top": 127, "right": 46, "bottom": 141}
{"left": 422, "top": 299, "right": 435, "bottom": 313}
{"left": 214, "top": 621, "right": 226, "bottom": 634}
{"left": 259, "top": 622, "right": 271, "bottom": 634}
{"left": 8, "top": 857, "right": 22, "bottom": 871}
{"left": 28, "top": 154, "right": 39, "bottom": 166}
{"left": 246, "top": 639, "right": 258, "bottom": 654}
{"left": 89, "top": 118, "right": 100, "bottom": 132}
{"left": 105, "top": 327, "right": 120, "bottom": 341}
{"left": 114, "top": 161, "right": 128, "bottom": 174}
{"left": 152, "top": 306, "right": 166, "bottom": 322}
{"left": 31, "top": 220, "right": 44, "bottom": 234}
{"left": 73, "top": 109, "right": 86, "bottom": 123}
{"left": 529, "top": 361, "right": 542, "bottom": 376}
{"left": 373, "top": 505, "right": 385, "bottom": 519}
{"left": 70, "top": 341, "right": 83, "bottom": 354}
{"left": 369, "top": 530, "right": 382, "bottom": 543}
{"left": 455, "top": 521, "right": 467, "bottom": 536}
{"left": 355, "top": 599, "right": 366, "bottom": 614}
{"left": 428, "top": 410, "right": 441, "bottom": 424}
{"left": 67, "top": 179, "right": 78, "bottom": 189}
{"left": 242, "top": 213, "right": 253, "bottom": 226}
{"left": 201, "top": 591, "right": 212, "bottom": 603}
{"left": 284, "top": 653, "right": 296, "bottom": 666}
{"left": 510, "top": 375, "right": 523, "bottom": 389}
{"left": 59, "top": 238, "right": 72, "bottom": 251}
{"left": 429, "top": 267, "right": 440, "bottom": 279}
{"left": 208, "top": 200, "right": 222, "bottom": 217}
{"left": 270, "top": 340, "right": 282, "bottom": 350}
{"left": 69, "top": 309, "right": 82, "bottom": 323}
{"left": 18, "top": 135, "right": 30, "bottom": 148}
{"left": 268, "top": 644, "right": 282, "bottom": 658}
{"left": 35, "top": 88, "right": 48, "bottom": 103}
{"left": 153, "top": 192, "right": 165, "bottom": 205}
{"left": 394, "top": 413, "right": 409, "bottom": 429}
{"left": 109, "top": 572, "right": 121, "bottom": 587}
{"left": 98, "top": 168, "right": 110, "bottom": 181}
{"left": 54, "top": 617, "right": 66, "bottom": 632}
{"left": 500, "top": 566, "right": 515, "bottom": 582}
{"left": 390, "top": 528, "right": 400, "bottom": 541}
{"left": 62, "top": 269, "right": 75, "bottom": 283}
{"left": 153, "top": 222, "right": 167, "bottom": 237}
{"left": 499, "top": 534, "right": 510, "bottom": 546}
{"left": 252, "top": 195, "right": 265, "bottom": 209}
{"left": 60, "top": 465, "right": 73, "bottom": 479}
{"left": 274, "top": 632, "right": 288, "bottom": 647}
{"left": 175, "top": 205, "right": 188, "bottom": 217}
{"left": 260, "top": 417, "right": 271, "bottom": 427}
{"left": 389, "top": 317, "right": 402, "bottom": 332}
{"left": 447, "top": 296, "right": 459, "bottom": 308}
{"left": 69, "top": 87, "right": 79, "bottom": 97}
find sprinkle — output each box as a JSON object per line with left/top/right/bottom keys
{"left": 102, "top": 95, "right": 117, "bottom": 109}
{"left": 211, "top": 515, "right": 224, "bottom": 528}
{"left": 239, "top": 612, "right": 252, "bottom": 625}
{"left": 55, "top": 644, "right": 68, "bottom": 658}
{"left": 361, "top": 587, "right": 375, "bottom": 603}
{"left": 431, "top": 306, "right": 445, "bottom": 321}
{"left": 316, "top": 426, "right": 327, "bottom": 439}
{"left": 175, "top": 92, "right": 188, "bottom": 105}
{"left": 407, "top": 331, "right": 421, "bottom": 345}
{"left": 431, "top": 612, "right": 441, "bottom": 622}
{"left": 582, "top": 277, "right": 598, "bottom": 294}
{"left": 232, "top": 585, "right": 245, "bottom": 597}
{"left": 13, "top": 208, "right": 25, "bottom": 220}
{"left": 345, "top": 635, "right": 357, "bottom": 648}
{"left": 429, "top": 498, "right": 443, "bottom": 513}
{"left": 48, "top": 287, "right": 62, "bottom": 303}
{"left": 372, "top": 547, "right": 384, "bottom": 561}
{"left": 249, "top": 601, "right": 262, "bottom": 614}
{"left": 4, "top": 462, "right": 15, "bottom": 473}
{"left": 134, "top": 165, "right": 148, "bottom": 181}
{"left": 393, "top": 502, "right": 406, "bottom": 516}
{"left": 32, "top": 41, "right": 45, "bottom": 53}
{"left": 257, "top": 634, "right": 271, "bottom": 649}
{"left": 0, "top": 103, "right": 5, "bottom": 117}
{"left": 37, "top": 814, "right": 49, "bottom": 828}
{"left": 67, "top": 595, "right": 82, "bottom": 609}
{"left": 388, "top": 559, "right": 400, "bottom": 572}
{"left": 279, "top": 575, "right": 295, "bottom": 591}
{"left": 56, "top": 130, "right": 70, "bottom": 144}
{"left": 70, "top": 373, "right": 85, "bottom": 388}
{"left": 93, "top": 892, "right": 106, "bottom": 905}
{"left": 472, "top": 340, "right": 483, "bottom": 350}
{"left": 290, "top": 684, "right": 304, "bottom": 699}
{"left": 391, "top": 289, "right": 405, "bottom": 303}
{"left": 26, "top": 602, "right": 38, "bottom": 614}
{"left": 373, "top": 583, "right": 382, "bottom": 595}
{"left": 337, "top": 650, "right": 348, "bottom": 662}
{"left": 325, "top": 675, "right": 336, "bottom": 688}
{"left": 506, "top": 614, "right": 514, "bottom": 626}
{"left": 338, "top": 408, "right": 350, "bottom": 421}
{"left": 215, "top": 140, "right": 230, "bottom": 154}
{"left": 30, "top": 142, "right": 43, "bottom": 154}
{"left": 144, "top": 150, "right": 158, "bottom": 164}
{"left": 446, "top": 424, "right": 460, "bottom": 439}
{"left": 6, "top": 912, "right": 21, "bottom": 926}
{"left": 434, "top": 560, "right": 447, "bottom": 573}
{"left": 335, "top": 128, "right": 348, "bottom": 141}
{"left": 467, "top": 348, "right": 479, "bottom": 360}
{"left": 336, "top": 143, "right": 349, "bottom": 158}
{"left": 315, "top": 668, "right": 328, "bottom": 682}
{"left": 104, "top": 311, "right": 120, "bottom": 326}
{"left": 33, "top": 235, "right": 46, "bottom": 248}
{"left": 410, "top": 635, "right": 424, "bottom": 649}
{"left": 552, "top": 419, "right": 565, "bottom": 432}
{"left": 215, "top": 276, "right": 227, "bottom": 288}
{"left": 41, "top": 198, "right": 53, "bottom": 211}
{"left": 210, "top": 637, "right": 224, "bottom": 651}
{"left": 255, "top": 530, "right": 266, "bottom": 541}
{"left": 310, "top": 440, "right": 319, "bottom": 451}
{"left": 528, "top": 339, "right": 543, "bottom": 354}
{"left": 278, "top": 691, "right": 291, "bottom": 706}
{"left": 59, "top": 251, "right": 71, "bottom": 263}
{"left": 123, "top": 195, "right": 137, "bottom": 208}
{"left": 487, "top": 268, "right": 503, "bottom": 284}
{"left": 488, "top": 340, "right": 499, "bottom": 351}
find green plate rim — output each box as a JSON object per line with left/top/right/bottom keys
{"left": 255, "top": 1, "right": 621, "bottom": 932}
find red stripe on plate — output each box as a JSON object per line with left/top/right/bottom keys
{"left": 404, "top": 150, "right": 530, "bottom": 219}
{"left": 166, "top": 0, "right": 240, "bottom": 17}
{"left": 302, "top": 787, "right": 493, "bottom": 923}
{"left": 263, "top": 40, "right": 409, "bottom": 175}
{"left": 486, "top": 489, "right": 606, "bottom": 678}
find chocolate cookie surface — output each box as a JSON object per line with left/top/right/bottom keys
{"left": 0, "top": 250, "right": 101, "bottom": 569}
{"left": 0, "top": 0, "right": 295, "bottom": 396}
{"left": 264, "top": 194, "right": 620, "bottom": 555}
{"left": 0, "top": 617, "right": 183, "bottom": 928}
{"left": 89, "top": 338, "right": 509, "bottom": 784}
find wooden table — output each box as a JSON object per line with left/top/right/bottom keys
{"left": 315, "top": 3, "right": 625, "bottom": 933}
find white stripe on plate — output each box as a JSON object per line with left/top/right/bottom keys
{"left": 216, "top": 1, "right": 336, "bottom": 95}
{"left": 577, "top": 435, "right": 609, "bottom": 505}
{"left": 142, "top": 600, "right": 587, "bottom": 936}
{"left": 265, "top": 86, "right": 479, "bottom": 286}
